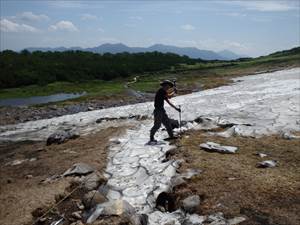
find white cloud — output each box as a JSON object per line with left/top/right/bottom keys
{"left": 98, "top": 27, "right": 104, "bottom": 32}
{"left": 49, "top": 21, "right": 79, "bottom": 32}
{"left": 0, "top": 19, "right": 39, "bottom": 32}
{"left": 48, "top": 1, "right": 104, "bottom": 9}
{"left": 180, "top": 24, "right": 195, "bottom": 31}
{"left": 222, "top": 12, "right": 247, "bottom": 17}
{"left": 229, "top": 1, "right": 298, "bottom": 12}
{"left": 125, "top": 23, "right": 137, "bottom": 28}
{"left": 223, "top": 40, "right": 249, "bottom": 50}
{"left": 18, "top": 11, "right": 49, "bottom": 22}
{"left": 252, "top": 17, "right": 272, "bottom": 23}
{"left": 81, "top": 13, "right": 98, "bottom": 20}
{"left": 98, "top": 37, "right": 119, "bottom": 43}
{"left": 129, "top": 16, "right": 143, "bottom": 21}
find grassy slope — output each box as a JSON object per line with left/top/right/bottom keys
{"left": 0, "top": 47, "right": 299, "bottom": 101}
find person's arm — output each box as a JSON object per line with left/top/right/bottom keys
{"left": 167, "top": 88, "right": 175, "bottom": 98}
{"left": 165, "top": 98, "right": 181, "bottom": 112}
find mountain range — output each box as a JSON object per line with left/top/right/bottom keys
{"left": 25, "top": 43, "right": 247, "bottom": 60}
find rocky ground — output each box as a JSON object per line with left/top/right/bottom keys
{"left": 171, "top": 129, "right": 300, "bottom": 225}
{"left": 0, "top": 127, "right": 126, "bottom": 225}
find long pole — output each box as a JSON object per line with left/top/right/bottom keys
{"left": 179, "top": 105, "right": 182, "bottom": 135}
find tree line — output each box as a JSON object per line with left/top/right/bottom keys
{"left": 0, "top": 50, "right": 201, "bottom": 89}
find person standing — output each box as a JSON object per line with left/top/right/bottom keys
{"left": 149, "top": 80, "right": 181, "bottom": 143}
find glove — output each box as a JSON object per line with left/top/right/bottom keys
{"left": 176, "top": 107, "right": 181, "bottom": 112}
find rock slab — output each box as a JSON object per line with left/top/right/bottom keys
{"left": 182, "top": 195, "right": 201, "bottom": 213}
{"left": 63, "top": 163, "right": 94, "bottom": 176}
{"left": 200, "top": 142, "right": 238, "bottom": 154}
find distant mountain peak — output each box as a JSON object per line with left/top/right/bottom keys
{"left": 218, "top": 49, "right": 247, "bottom": 60}
{"left": 25, "top": 43, "right": 246, "bottom": 60}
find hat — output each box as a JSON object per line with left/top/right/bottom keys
{"left": 160, "top": 80, "right": 174, "bottom": 87}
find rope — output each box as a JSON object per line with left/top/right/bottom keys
{"left": 32, "top": 181, "right": 83, "bottom": 225}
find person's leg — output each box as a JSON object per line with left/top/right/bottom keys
{"left": 162, "top": 111, "right": 174, "bottom": 138}
{"left": 150, "top": 110, "right": 163, "bottom": 141}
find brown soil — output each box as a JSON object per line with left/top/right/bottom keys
{"left": 173, "top": 130, "right": 300, "bottom": 225}
{"left": 0, "top": 127, "right": 126, "bottom": 225}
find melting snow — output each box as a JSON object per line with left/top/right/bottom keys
{"left": 1, "top": 68, "right": 300, "bottom": 224}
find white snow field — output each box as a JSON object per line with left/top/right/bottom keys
{"left": 1, "top": 68, "right": 300, "bottom": 224}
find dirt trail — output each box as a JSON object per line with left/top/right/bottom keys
{"left": 0, "top": 127, "right": 125, "bottom": 225}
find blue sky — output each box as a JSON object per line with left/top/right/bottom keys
{"left": 0, "top": 0, "right": 299, "bottom": 57}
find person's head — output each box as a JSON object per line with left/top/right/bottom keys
{"left": 160, "top": 80, "right": 174, "bottom": 90}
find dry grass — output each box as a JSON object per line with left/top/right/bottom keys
{"left": 173, "top": 130, "right": 300, "bottom": 225}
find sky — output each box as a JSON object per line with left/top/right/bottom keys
{"left": 0, "top": 0, "right": 299, "bottom": 57}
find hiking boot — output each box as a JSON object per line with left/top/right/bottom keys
{"left": 147, "top": 139, "right": 158, "bottom": 145}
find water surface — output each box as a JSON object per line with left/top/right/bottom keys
{"left": 0, "top": 92, "right": 86, "bottom": 107}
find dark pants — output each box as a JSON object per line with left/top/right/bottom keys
{"left": 150, "top": 109, "right": 173, "bottom": 140}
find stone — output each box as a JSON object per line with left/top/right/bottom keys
{"left": 95, "top": 118, "right": 103, "bottom": 124}
{"left": 63, "top": 163, "right": 94, "bottom": 176}
{"left": 257, "top": 160, "right": 277, "bottom": 168}
{"left": 281, "top": 132, "right": 300, "bottom": 140}
{"left": 148, "top": 209, "right": 183, "bottom": 225}
{"left": 170, "top": 176, "right": 186, "bottom": 188}
{"left": 210, "top": 220, "right": 227, "bottom": 225}
{"left": 39, "top": 217, "right": 47, "bottom": 223}
{"left": 76, "top": 201, "right": 85, "bottom": 210}
{"left": 86, "top": 199, "right": 136, "bottom": 224}
{"left": 255, "top": 152, "right": 267, "bottom": 158}
{"left": 40, "top": 174, "right": 61, "bottom": 184}
{"left": 70, "top": 221, "right": 84, "bottom": 225}
{"left": 46, "top": 130, "right": 79, "bottom": 145}
{"left": 10, "top": 159, "right": 27, "bottom": 166}
{"left": 71, "top": 211, "right": 82, "bottom": 219}
{"left": 194, "top": 117, "right": 218, "bottom": 130}
{"left": 49, "top": 105, "right": 58, "bottom": 110}
{"left": 228, "top": 216, "right": 246, "bottom": 225}
{"left": 82, "top": 190, "right": 107, "bottom": 209}
{"left": 110, "top": 139, "right": 121, "bottom": 144}
{"left": 200, "top": 142, "right": 238, "bottom": 154}
{"left": 182, "top": 195, "right": 200, "bottom": 213}
{"left": 206, "top": 212, "right": 226, "bottom": 224}
{"left": 25, "top": 174, "right": 33, "bottom": 179}
{"left": 50, "top": 217, "right": 64, "bottom": 225}
{"left": 183, "top": 214, "right": 206, "bottom": 225}
{"left": 181, "top": 169, "right": 202, "bottom": 179}
{"left": 83, "top": 172, "right": 107, "bottom": 191}
{"left": 63, "top": 149, "right": 77, "bottom": 154}
{"left": 106, "top": 189, "right": 122, "bottom": 201}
